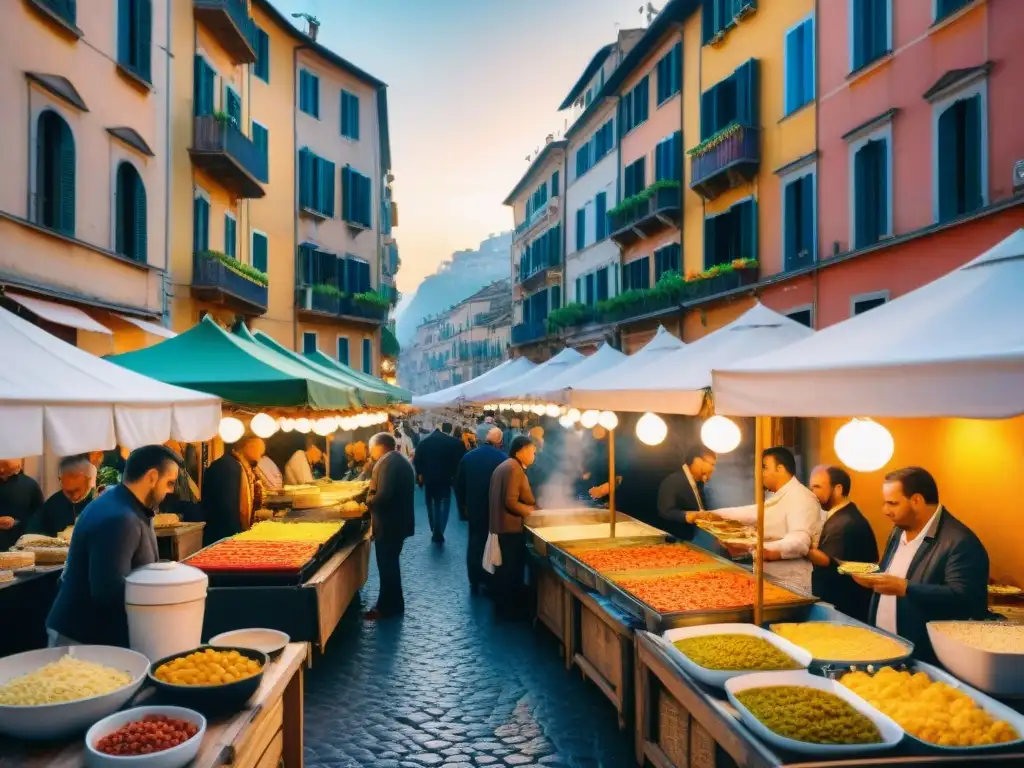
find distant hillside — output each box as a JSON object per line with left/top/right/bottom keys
{"left": 396, "top": 231, "right": 512, "bottom": 343}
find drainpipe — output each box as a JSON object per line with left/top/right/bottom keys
{"left": 292, "top": 44, "right": 304, "bottom": 352}
{"left": 162, "top": 0, "right": 173, "bottom": 328}
{"left": 612, "top": 94, "right": 622, "bottom": 349}
{"left": 811, "top": 0, "right": 820, "bottom": 330}
{"left": 25, "top": 81, "right": 32, "bottom": 217}
{"left": 677, "top": 22, "right": 685, "bottom": 339}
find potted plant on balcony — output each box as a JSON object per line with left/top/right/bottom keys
{"left": 686, "top": 122, "right": 743, "bottom": 160}
{"left": 352, "top": 291, "right": 391, "bottom": 318}
{"left": 607, "top": 179, "right": 682, "bottom": 220}
{"left": 195, "top": 250, "right": 268, "bottom": 286}
{"left": 545, "top": 302, "right": 592, "bottom": 332}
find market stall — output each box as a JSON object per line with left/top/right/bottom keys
{"left": 411, "top": 356, "right": 535, "bottom": 409}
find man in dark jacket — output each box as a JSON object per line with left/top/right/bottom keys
{"left": 26, "top": 454, "right": 95, "bottom": 537}
{"left": 413, "top": 422, "right": 465, "bottom": 544}
{"left": 365, "top": 432, "right": 415, "bottom": 619}
{"left": 854, "top": 467, "right": 989, "bottom": 663}
{"left": 454, "top": 427, "right": 505, "bottom": 593}
{"left": 807, "top": 465, "right": 878, "bottom": 622}
{"left": 46, "top": 445, "right": 181, "bottom": 647}
{"left": 201, "top": 436, "right": 265, "bottom": 545}
{"left": 489, "top": 436, "right": 538, "bottom": 617}
{"left": 0, "top": 458, "right": 44, "bottom": 551}
{"left": 657, "top": 446, "right": 718, "bottom": 539}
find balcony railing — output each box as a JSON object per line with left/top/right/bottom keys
{"left": 193, "top": 0, "right": 258, "bottom": 63}
{"left": 299, "top": 289, "right": 389, "bottom": 325}
{"left": 192, "top": 252, "right": 268, "bottom": 314}
{"left": 511, "top": 321, "right": 550, "bottom": 346}
{"left": 517, "top": 253, "right": 562, "bottom": 289}
{"left": 690, "top": 123, "right": 761, "bottom": 201}
{"left": 189, "top": 115, "right": 267, "bottom": 198}
{"left": 514, "top": 197, "right": 560, "bottom": 242}
{"left": 609, "top": 186, "right": 682, "bottom": 248}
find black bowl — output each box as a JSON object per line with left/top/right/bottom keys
{"left": 147, "top": 645, "right": 269, "bottom": 715}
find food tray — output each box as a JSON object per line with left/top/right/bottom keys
{"left": 825, "top": 659, "right": 1024, "bottom": 754}
{"left": 547, "top": 535, "right": 670, "bottom": 590}
{"left": 660, "top": 623, "right": 812, "bottom": 689}
{"left": 523, "top": 507, "right": 617, "bottom": 556}
{"left": 927, "top": 620, "right": 1024, "bottom": 699}
{"left": 724, "top": 670, "right": 904, "bottom": 757}
{"left": 185, "top": 536, "right": 336, "bottom": 587}
{"left": 768, "top": 620, "right": 914, "bottom": 670}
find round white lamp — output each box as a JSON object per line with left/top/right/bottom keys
{"left": 314, "top": 417, "right": 338, "bottom": 436}
{"left": 278, "top": 417, "right": 295, "bottom": 433}
{"left": 545, "top": 404, "right": 561, "bottom": 418}
{"left": 580, "top": 410, "right": 600, "bottom": 429}
{"left": 834, "top": 418, "right": 894, "bottom": 472}
{"left": 566, "top": 408, "right": 581, "bottom": 424}
{"left": 598, "top": 411, "right": 619, "bottom": 431}
{"left": 701, "top": 415, "right": 741, "bottom": 454}
{"left": 558, "top": 415, "right": 574, "bottom": 429}
{"left": 294, "top": 417, "right": 312, "bottom": 434}
{"left": 636, "top": 412, "right": 668, "bottom": 446}
{"left": 512, "top": 403, "right": 523, "bottom": 413}
{"left": 249, "top": 412, "right": 278, "bottom": 439}
{"left": 218, "top": 416, "right": 245, "bottom": 444}
{"left": 532, "top": 404, "right": 546, "bottom": 416}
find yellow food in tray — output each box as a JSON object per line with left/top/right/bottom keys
{"left": 673, "top": 635, "right": 802, "bottom": 671}
{"left": 837, "top": 562, "right": 880, "bottom": 575}
{"left": 841, "top": 667, "right": 1018, "bottom": 747}
{"left": 0, "top": 656, "right": 131, "bottom": 705}
{"left": 771, "top": 622, "right": 908, "bottom": 662}
{"left": 154, "top": 648, "right": 262, "bottom": 686}
{"left": 232, "top": 520, "right": 342, "bottom": 544}
{"left": 736, "top": 686, "right": 882, "bottom": 745}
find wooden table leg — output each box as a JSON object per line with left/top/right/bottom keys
{"left": 282, "top": 664, "right": 304, "bottom": 767}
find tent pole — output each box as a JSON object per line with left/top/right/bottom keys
{"left": 325, "top": 436, "right": 331, "bottom": 481}
{"left": 754, "top": 415, "right": 766, "bottom": 626}
{"left": 608, "top": 428, "right": 616, "bottom": 538}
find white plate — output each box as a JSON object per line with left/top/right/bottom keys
{"left": 85, "top": 705, "right": 206, "bottom": 767}
{"left": 209, "top": 628, "right": 289, "bottom": 655}
{"left": 662, "top": 623, "right": 811, "bottom": 688}
{"left": 0, "top": 646, "right": 150, "bottom": 740}
{"left": 725, "top": 670, "right": 904, "bottom": 756}
{"left": 928, "top": 621, "right": 1024, "bottom": 698}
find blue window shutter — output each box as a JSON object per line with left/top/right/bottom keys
{"left": 803, "top": 19, "right": 814, "bottom": 108}
{"left": 193, "top": 196, "right": 209, "bottom": 252}
{"left": 352, "top": 94, "right": 360, "bottom": 139}
{"left": 136, "top": 0, "right": 152, "bottom": 82}
{"left": 735, "top": 59, "right": 760, "bottom": 126}
{"left": 575, "top": 277, "right": 581, "bottom": 302}
{"left": 872, "top": 0, "right": 888, "bottom": 61}
{"left": 118, "top": 0, "right": 131, "bottom": 65}
{"left": 337, "top": 337, "right": 349, "bottom": 365}
{"left": 937, "top": 106, "right": 958, "bottom": 222}
{"left": 313, "top": 75, "right": 320, "bottom": 118}
{"left": 735, "top": 199, "right": 757, "bottom": 260}
{"left": 223, "top": 215, "right": 234, "bottom": 257}
{"left": 702, "top": 0, "right": 715, "bottom": 43}
{"left": 362, "top": 339, "right": 372, "bottom": 374}
{"left": 253, "top": 123, "right": 269, "bottom": 172}
{"left": 133, "top": 174, "right": 147, "bottom": 263}
{"left": 595, "top": 192, "right": 607, "bottom": 240}
{"left": 57, "top": 120, "right": 75, "bottom": 236}
{"left": 298, "top": 148, "right": 311, "bottom": 209}
{"left": 325, "top": 159, "right": 336, "bottom": 216}
{"left": 636, "top": 157, "right": 646, "bottom": 191}
{"left": 874, "top": 141, "right": 887, "bottom": 241}
{"left": 551, "top": 170, "right": 559, "bottom": 196}
{"left": 703, "top": 215, "right": 716, "bottom": 268}
{"left": 784, "top": 28, "right": 797, "bottom": 114}
{"left": 576, "top": 208, "right": 586, "bottom": 251}
{"left": 299, "top": 71, "right": 307, "bottom": 111}
{"left": 226, "top": 89, "right": 241, "bottom": 126}
{"left": 783, "top": 180, "right": 798, "bottom": 266}
{"left": 854, "top": 144, "right": 869, "bottom": 245}
{"left": 252, "top": 232, "right": 268, "bottom": 273}
{"left": 962, "top": 94, "right": 982, "bottom": 215}
{"left": 638, "top": 76, "right": 649, "bottom": 124}
{"left": 341, "top": 167, "right": 352, "bottom": 221}
{"left": 700, "top": 87, "right": 715, "bottom": 139}
{"left": 802, "top": 174, "right": 815, "bottom": 260}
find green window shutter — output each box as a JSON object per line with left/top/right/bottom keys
{"left": 735, "top": 198, "right": 757, "bottom": 260}
{"left": 133, "top": 173, "right": 147, "bottom": 262}
{"left": 351, "top": 93, "right": 360, "bottom": 139}
{"left": 252, "top": 123, "right": 269, "bottom": 171}
{"left": 193, "top": 56, "right": 205, "bottom": 115}
{"left": 312, "top": 75, "right": 320, "bottom": 118}
{"left": 255, "top": 28, "right": 269, "bottom": 82}
{"left": 962, "top": 94, "right": 983, "bottom": 216}
{"left": 551, "top": 170, "right": 559, "bottom": 196}
{"left": 252, "top": 232, "right": 268, "bottom": 273}
{"left": 193, "top": 196, "right": 209, "bottom": 252}
{"left": 783, "top": 179, "right": 798, "bottom": 268}
{"left": 575, "top": 277, "right": 581, "bottom": 302}
{"left": 700, "top": 87, "right": 715, "bottom": 139}
{"left": 323, "top": 159, "right": 336, "bottom": 216}
{"left": 224, "top": 214, "right": 236, "bottom": 257}
{"left": 576, "top": 208, "right": 585, "bottom": 251}
{"left": 800, "top": 174, "right": 815, "bottom": 261}
{"left": 298, "top": 71, "right": 306, "bottom": 112}
{"left": 57, "top": 120, "right": 75, "bottom": 236}
{"left": 595, "top": 192, "right": 607, "bottom": 239}
{"left": 337, "top": 337, "right": 349, "bottom": 364}
{"left": 136, "top": 0, "right": 152, "bottom": 82}
{"left": 117, "top": 0, "right": 131, "bottom": 67}
{"left": 298, "top": 148, "right": 311, "bottom": 209}
{"left": 341, "top": 166, "right": 351, "bottom": 221}
{"left": 854, "top": 144, "right": 870, "bottom": 245}
{"left": 735, "top": 58, "right": 760, "bottom": 126}
{"left": 362, "top": 339, "right": 372, "bottom": 374}
{"left": 874, "top": 141, "right": 887, "bottom": 241}
{"left": 703, "top": 215, "right": 717, "bottom": 268}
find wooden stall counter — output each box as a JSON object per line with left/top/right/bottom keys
{"left": 2, "top": 642, "right": 307, "bottom": 768}
{"left": 156, "top": 522, "right": 206, "bottom": 561}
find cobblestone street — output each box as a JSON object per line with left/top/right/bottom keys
{"left": 303, "top": 493, "right": 635, "bottom": 768}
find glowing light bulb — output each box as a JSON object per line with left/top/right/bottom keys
{"left": 249, "top": 412, "right": 278, "bottom": 439}
{"left": 636, "top": 412, "right": 667, "bottom": 446}
{"left": 294, "top": 418, "right": 312, "bottom": 434}
{"left": 580, "top": 410, "right": 600, "bottom": 429}
{"left": 834, "top": 418, "right": 894, "bottom": 472}
{"left": 218, "top": 417, "right": 245, "bottom": 444}
{"left": 598, "top": 411, "right": 618, "bottom": 430}
{"left": 545, "top": 404, "right": 561, "bottom": 418}
{"left": 566, "top": 408, "right": 581, "bottom": 424}
{"left": 701, "top": 415, "right": 740, "bottom": 453}
{"left": 278, "top": 417, "right": 295, "bottom": 433}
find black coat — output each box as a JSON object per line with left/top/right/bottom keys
{"left": 413, "top": 430, "right": 465, "bottom": 491}
{"left": 26, "top": 490, "right": 95, "bottom": 537}
{"left": 812, "top": 502, "right": 878, "bottom": 623}
{"left": 454, "top": 445, "right": 506, "bottom": 529}
{"left": 868, "top": 508, "right": 990, "bottom": 663}
{"left": 656, "top": 469, "right": 704, "bottom": 540}
{"left": 368, "top": 450, "right": 415, "bottom": 543}
{"left": 201, "top": 454, "right": 245, "bottom": 545}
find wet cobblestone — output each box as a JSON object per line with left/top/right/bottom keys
{"left": 304, "top": 492, "right": 634, "bottom": 767}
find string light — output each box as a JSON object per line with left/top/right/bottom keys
{"left": 218, "top": 417, "right": 245, "bottom": 444}
{"left": 635, "top": 412, "right": 668, "bottom": 446}
{"left": 834, "top": 418, "right": 894, "bottom": 472}
{"left": 701, "top": 415, "right": 741, "bottom": 453}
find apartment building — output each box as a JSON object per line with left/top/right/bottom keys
{"left": 405, "top": 280, "right": 511, "bottom": 396}
{"left": 505, "top": 140, "right": 566, "bottom": 360}
{"left": 0, "top": 0, "right": 173, "bottom": 354}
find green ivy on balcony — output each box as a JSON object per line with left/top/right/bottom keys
{"left": 607, "top": 179, "right": 681, "bottom": 217}
{"left": 545, "top": 303, "right": 595, "bottom": 331}
{"left": 195, "top": 250, "right": 268, "bottom": 286}
{"left": 353, "top": 291, "right": 391, "bottom": 310}
{"left": 381, "top": 325, "right": 400, "bottom": 357}
{"left": 686, "top": 121, "right": 742, "bottom": 158}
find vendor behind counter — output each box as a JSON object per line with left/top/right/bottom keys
{"left": 0, "top": 458, "right": 43, "bottom": 551}
{"left": 25, "top": 454, "right": 95, "bottom": 537}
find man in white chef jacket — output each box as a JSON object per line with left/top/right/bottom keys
{"left": 696, "top": 446, "right": 821, "bottom": 593}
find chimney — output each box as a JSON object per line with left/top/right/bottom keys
{"left": 545, "top": 134, "right": 554, "bottom": 145}
{"left": 308, "top": 18, "right": 319, "bottom": 41}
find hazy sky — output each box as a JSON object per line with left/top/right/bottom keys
{"left": 269, "top": 0, "right": 644, "bottom": 292}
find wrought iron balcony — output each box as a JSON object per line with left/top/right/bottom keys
{"left": 511, "top": 321, "right": 551, "bottom": 347}
{"left": 609, "top": 185, "right": 682, "bottom": 248}
{"left": 690, "top": 124, "right": 761, "bottom": 201}
{"left": 192, "top": 251, "right": 268, "bottom": 315}
{"left": 516, "top": 254, "right": 562, "bottom": 292}
{"left": 193, "top": 0, "right": 258, "bottom": 64}
{"left": 189, "top": 116, "right": 267, "bottom": 198}
{"left": 297, "top": 288, "right": 389, "bottom": 326}
{"left": 514, "top": 197, "right": 561, "bottom": 243}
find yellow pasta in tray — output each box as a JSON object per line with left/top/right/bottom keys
{"left": 0, "top": 656, "right": 131, "bottom": 706}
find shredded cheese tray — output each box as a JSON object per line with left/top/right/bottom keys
{"left": 0, "top": 655, "right": 132, "bottom": 706}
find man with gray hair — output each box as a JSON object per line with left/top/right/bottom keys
{"left": 365, "top": 431, "right": 415, "bottom": 619}
{"left": 454, "top": 426, "right": 505, "bottom": 593}
{"left": 27, "top": 454, "right": 96, "bottom": 537}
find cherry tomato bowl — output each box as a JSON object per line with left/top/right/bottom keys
{"left": 84, "top": 706, "right": 205, "bottom": 768}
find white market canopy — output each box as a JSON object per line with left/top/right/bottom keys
{"left": 566, "top": 304, "right": 813, "bottom": 414}
{"left": 530, "top": 342, "right": 626, "bottom": 402}
{"left": 473, "top": 347, "right": 584, "bottom": 404}
{"left": 0, "top": 305, "right": 221, "bottom": 458}
{"left": 712, "top": 229, "right": 1024, "bottom": 419}
{"left": 411, "top": 358, "right": 535, "bottom": 409}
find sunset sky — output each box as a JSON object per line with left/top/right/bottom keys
{"left": 269, "top": 0, "right": 644, "bottom": 293}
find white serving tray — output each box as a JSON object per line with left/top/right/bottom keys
{"left": 724, "top": 670, "right": 904, "bottom": 757}
{"left": 662, "top": 623, "right": 811, "bottom": 689}
{"left": 928, "top": 621, "right": 1024, "bottom": 699}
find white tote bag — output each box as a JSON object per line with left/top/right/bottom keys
{"left": 482, "top": 532, "right": 503, "bottom": 574}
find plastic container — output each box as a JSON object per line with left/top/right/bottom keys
{"left": 125, "top": 562, "right": 208, "bottom": 662}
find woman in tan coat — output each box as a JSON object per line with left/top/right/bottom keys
{"left": 488, "top": 435, "right": 537, "bottom": 617}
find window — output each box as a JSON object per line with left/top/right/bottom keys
{"left": 117, "top": 0, "right": 152, "bottom": 83}
{"left": 298, "top": 148, "right": 336, "bottom": 217}
{"left": 344, "top": 256, "right": 372, "bottom": 294}
{"left": 624, "top": 158, "right": 646, "bottom": 197}
{"left": 225, "top": 86, "right": 241, "bottom": 127}
{"left": 521, "top": 225, "right": 561, "bottom": 277}
{"left": 575, "top": 208, "right": 586, "bottom": 251}
{"left": 575, "top": 144, "right": 591, "bottom": 178}
{"left": 784, "top": 17, "right": 814, "bottom": 115}
{"left": 362, "top": 339, "right": 372, "bottom": 374}
{"left": 299, "top": 69, "right": 320, "bottom": 117}
{"left": 193, "top": 56, "right": 216, "bottom": 116}
{"left": 851, "top": 0, "right": 890, "bottom": 72}
{"left": 252, "top": 121, "right": 269, "bottom": 171}
{"left": 595, "top": 265, "right": 609, "bottom": 301}
{"left": 622, "top": 258, "right": 650, "bottom": 292}
{"left": 550, "top": 284, "right": 561, "bottom": 311}
{"left": 620, "top": 76, "right": 649, "bottom": 135}
{"left": 656, "top": 42, "right": 682, "bottom": 105}
{"left": 585, "top": 273, "right": 595, "bottom": 305}
{"left": 254, "top": 26, "right": 270, "bottom": 82}
{"left": 786, "top": 307, "right": 813, "bottom": 328}
{"left": 551, "top": 170, "right": 560, "bottom": 196}
{"left": 852, "top": 292, "right": 888, "bottom": 316}
{"left": 224, "top": 213, "right": 237, "bottom": 257}
{"left": 936, "top": 0, "right": 972, "bottom": 20}
{"left": 936, "top": 93, "right": 983, "bottom": 222}
{"left": 35, "top": 111, "right": 75, "bottom": 235}
{"left": 852, "top": 137, "right": 888, "bottom": 248}
{"left": 251, "top": 231, "right": 268, "bottom": 273}
{"left": 192, "top": 191, "right": 209, "bottom": 252}
{"left": 302, "top": 331, "right": 318, "bottom": 354}
{"left": 340, "top": 90, "right": 359, "bottom": 139}
{"left": 654, "top": 243, "right": 681, "bottom": 281}
{"left": 595, "top": 192, "right": 608, "bottom": 240}
{"left": 115, "top": 162, "right": 146, "bottom": 262}
{"left": 782, "top": 169, "right": 815, "bottom": 271}
{"left": 702, "top": 0, "right": 756, "bottom": 45}
{"left": 704, "top": 198, "right": 757, "bottom": 267}
{"left": 655, "top": 132, "right": 682, "bottom": 182}
{"left": 701, "top": 59, "right": 759, "bottom": 139}
{"left": 337, "top": 336, "right": 350, "bottom": 365}
{"left": 341, "top": 166, "right": 372, "bottom": 228}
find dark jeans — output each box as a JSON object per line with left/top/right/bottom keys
{"left": 496, "top": 532, "right": 527, "bottom": 616}
{"left": 425, "top": 485, "right": 452, "bottom": 539}
{"left": 374, "top": 537, "right": 405, "bottom": 616}
{"left": 466, "top": 518, "right": 488, "bottom": 589}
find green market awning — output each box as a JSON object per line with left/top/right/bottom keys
{"left": 107, "top": 316, "right": 363, "bottom": 411}
{"left": 308, "top": 350, "right": 412, "bottom": 404}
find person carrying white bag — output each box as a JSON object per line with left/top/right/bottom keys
{"left": 487, "top": 436, "right": 539, "bottom": 619}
